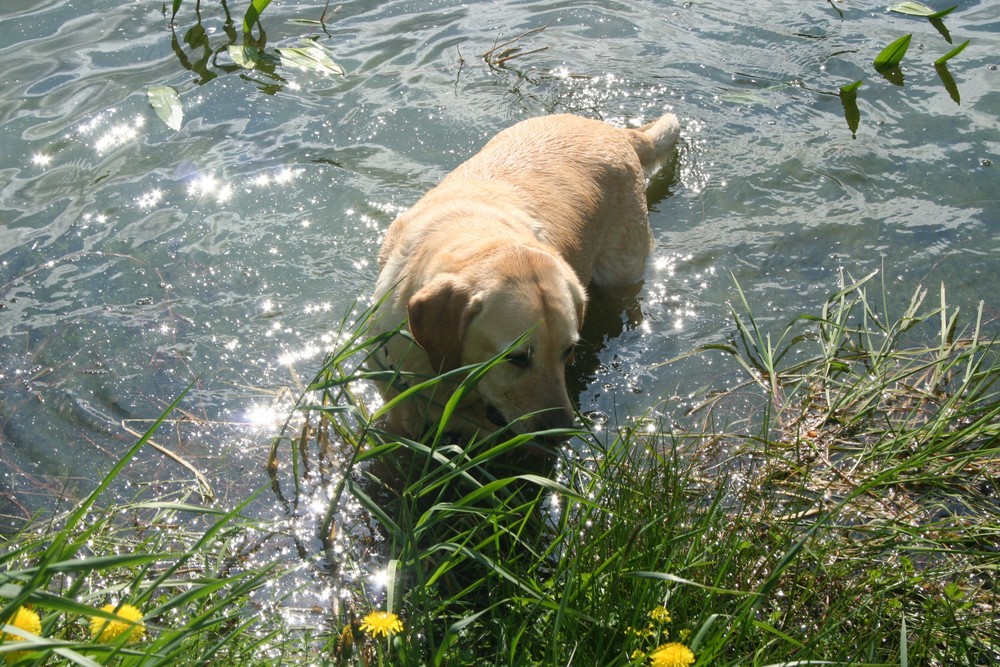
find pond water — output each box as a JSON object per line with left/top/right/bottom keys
{"left": 1, "top": 0, "right": 998, "bottom": 534}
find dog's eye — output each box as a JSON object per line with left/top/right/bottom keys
{"left": 507, "top": 349, "right": 532, "bottom": 369}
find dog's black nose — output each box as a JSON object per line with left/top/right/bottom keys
{"left": 537, "top": 406, "right": 576, "bottom": 433}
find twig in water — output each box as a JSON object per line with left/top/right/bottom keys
{"left": 482, "top": 23, "right": 549, "bottom": 70}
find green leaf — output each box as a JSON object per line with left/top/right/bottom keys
{"left": 929, "top": 16, "right": 953, "bottom": 44}
{"left": 929, "top": 5, "right": 958, "bottom": 19}
{"left": 839, "top": 79, "right": 863, "bottom": 94}
{"left": 874, "top": 34, "right": 912, "bottom": 72}
{"left": 889, "top": 2, "right": 937, "bottom": 16}
{"left": 934, "top": 39, "right": 969, "bottom": 65}
{"left": 170, "top": 0, "right": 183, "bottom": 21}
{"left": 276, "top": 42, "right": 345, "bottom": 76}
{"left": 146, "top": 85, "right": 183, "bottom": 131}
{"left": 243, "top": 0, "right": 272, "bottom": 35}
{"left": 229, "top": 44, "right": 259, "bottom": 69}
{"left": 889, "top": 3, "right": 958, "bottom": 19}
{"left": 228, "top": 45, "right": 280, "bottom": 69}
{"left": 625, "top": 571, "right": 748, "bottom": 596}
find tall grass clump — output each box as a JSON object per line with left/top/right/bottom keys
{"left": 275, "top": 271, "right": 998, "bottom": 665}
{"left": 4, "top": 272, "right": 997, "bottom": 665}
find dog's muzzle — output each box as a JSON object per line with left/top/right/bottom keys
{"left": 485, "top": 404, "right": 509, "bottom": 428}
{"left": 485, "top": 404, "right": 576, "bottom": 439}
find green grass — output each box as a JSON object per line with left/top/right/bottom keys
{"left": 3, "top": 272, "right": 998, "bottom": 665}
{"left": 0, "top": 389, "right": 303, "bottom": 665}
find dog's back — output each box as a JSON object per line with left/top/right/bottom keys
{"left": 442, "top": 113, "right": 680, "bottom": 287}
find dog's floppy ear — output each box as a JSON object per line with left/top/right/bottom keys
{"left": 407, "top": 277, "right": 480, "bottom": 372}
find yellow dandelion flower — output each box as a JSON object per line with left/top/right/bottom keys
{"left": 649, "top": 641, "right": 695, "bottom": 667}
{"left": 359, "top": 611, "right": 403, "bottom": 638}
{"left": 90, "top": 603, "right": 146, "bottom": 644}
{"left": 2, "top": 607, "right": 42, "bottom": 663}
{"left": 2, "top": 606, "right": 41, "bottom": 639}
{"left": 649, "top": 606, "right": 672, "bottom": 623}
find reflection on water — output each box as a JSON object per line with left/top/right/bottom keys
{"left": 1, "top": 0, "right": 998, "bottom": 621}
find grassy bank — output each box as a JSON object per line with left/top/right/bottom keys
{"left": 3, "top": 272, "right": 998, "bottom": 665}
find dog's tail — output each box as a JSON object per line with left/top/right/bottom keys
{"left": 630, "top": 113, "right": 681, "bottom": 176}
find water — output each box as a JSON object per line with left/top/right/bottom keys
{"left": 1, "top": 0, "right": 998, "bottom": 528}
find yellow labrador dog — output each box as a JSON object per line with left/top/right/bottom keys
{"left": 371, "top": 113, "right": 680, "bottom": 440}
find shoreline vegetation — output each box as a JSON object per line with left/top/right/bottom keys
{"left": 2, "top": 272, "right": 997, "bottom": 666}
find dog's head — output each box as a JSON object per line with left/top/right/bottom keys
{"left": 407, "top": 246, "right": 586, "bottom": 437}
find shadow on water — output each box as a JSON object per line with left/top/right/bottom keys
{"left": 569, "top": 282, "right": 644, "bottom": 402}
{"left": 935, "top": 62, "right": 961, "bottom": 104}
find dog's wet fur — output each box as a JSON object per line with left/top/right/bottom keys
{"left": 371, "top": 113, "right": 681, "bottom": 441}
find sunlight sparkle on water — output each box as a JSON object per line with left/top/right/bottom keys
{"left": 653, "top": 255, "right": 677, "bottom": 275}
{"left": 81, "top": 212, "right": 109, "bottom": 226}
{"left": 679, "top": 118, "right": 711, "bottom": 194}
{"left": 31, "top": 152, "right": 52, "bottom": 167}
{"left": 369, "top": 568, "right": 390, "bottom": 590}
{"left": 245, "top": 402, "right": 283, "bottom": 426}
{"left": 83, "top": 113, "right": 145, "bottom": 154}
{"left": 95, "top": 123, "right": 138, "bottom": 153}
{"left": 250, "top": 166, "right": 301, "bottom": 189}
{"left": 275, "top": 167, "right": 300, "bottom": 184}
{"left": 277, "top": 343, "right": 322, "bottom": 366}
{"left": 187, "top": 173, "right": 233, "bottom": 203}
{"left": 303, "top": 302, "right": 333, "bottom": 314}
{"left": 136, "top": 188, "right": 164, "bottom": 209}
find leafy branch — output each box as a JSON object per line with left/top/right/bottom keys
{"left": 151, "top": 1, "right": 345, "bottom": 131}
{"left": 836, "top": 1, "right": 972, "bottom": 136}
